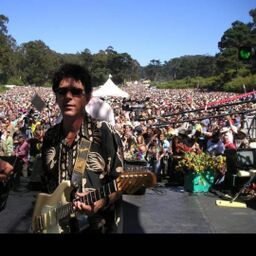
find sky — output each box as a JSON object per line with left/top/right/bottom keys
{"left": 1, "top": 0, "right": 255, "bottom": 66}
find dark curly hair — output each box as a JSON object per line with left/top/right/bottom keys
{"left": 52, "top": 63, "right": 92, "bottom": 94}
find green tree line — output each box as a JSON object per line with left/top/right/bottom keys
{"left": 144, "top": 9, "right": 256, "bottom": 92}
{"left": 0, "top": 9, "right": 255, "bottom": 91}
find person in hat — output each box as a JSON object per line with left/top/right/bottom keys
{"left": 220, "top": 125, "right": 236, "bottom": 151}
{"left": 234, "top": 128, "right": 249, "bottom": 149}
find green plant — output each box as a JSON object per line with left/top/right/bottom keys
{"left": 7, "top": 77, "right": 24, "bottom": 86}
{"left": 176, "top": 152, "right": 226, "bottom": 174}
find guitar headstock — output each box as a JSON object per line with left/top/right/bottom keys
{"left": 116, "top": 171, "right": 157, "bottom": 194}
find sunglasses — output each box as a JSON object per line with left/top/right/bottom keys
{"left": 55, "top": 87, "right": 85, "bottom": 96}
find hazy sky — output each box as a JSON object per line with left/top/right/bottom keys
{"left": 1, "top": 0, "right": 255, "bottom": 66}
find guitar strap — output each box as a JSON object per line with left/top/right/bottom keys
{"left": 71, "top": 137, "right": 91, "bottom": 190}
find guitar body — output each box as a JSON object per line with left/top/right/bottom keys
{"left": 32, "top": 180, "right": 73, "bottom": 233}
{"left": 32, "top": 171, "right": 156, "bottom": 233}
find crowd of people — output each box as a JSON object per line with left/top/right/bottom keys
{"left": 1, "top": 76, "right": 256, "bottom": 183}
{"left": 0, "top": 63, "right": 256, "bottom": 233}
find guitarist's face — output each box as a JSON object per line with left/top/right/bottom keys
{"left": 56, "top": 77, "right": 91, "bottom": 118}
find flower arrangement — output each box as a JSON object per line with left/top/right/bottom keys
{"left": 175, "top": 152, "right": 226, "bottom": 174}
{"left": 176, "top": 152, "right": 226, "bottom": 192}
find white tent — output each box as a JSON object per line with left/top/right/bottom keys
{"left": 92, "top": 75, "right": 129, "bottom": 98}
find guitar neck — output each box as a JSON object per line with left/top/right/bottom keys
{"left": 81, "top": 180, "right": 117, "bottom": 205}
{"left": 56, "top": 180, "right": 117, "bottom": 221}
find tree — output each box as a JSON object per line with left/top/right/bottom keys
{"left": 80, "top": 48, "right": 93, "bottom": 71}
{"left": 107, "top": 52, "right": 140, "bottom": 84}
{"left": 0, "top": 15, "right": 9, "bottom": 35}
{"left": 217, "top": 9, "right": 256, "bottom": 77}
{"left": 0, "top": 15, "right": 17, "bottom": 84}
{"left": 249, "top": 9, "right": 256, "bottom": 23}
{"left": 143, "top": 59, "right": 162, "bottom": 81}
{"left": 90, "top": 48, "right": 140, "bottom": 86}
{"left": 19, "top": 40, "right": 60, "bottom": 86}
{"left": 156, "top": 55, "right": 216, "bottom": 81}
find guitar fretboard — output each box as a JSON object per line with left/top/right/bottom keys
{"left": 82, "top": 180, "right": 117, "bottom": 205}
{"left": 56, "top": 180, "right": 117, "bottom": 221}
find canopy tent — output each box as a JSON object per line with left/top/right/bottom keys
{"left": 92, "top": 75, "right": 129, "bottom": 98}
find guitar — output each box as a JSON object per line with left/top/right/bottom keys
{"left": 32, "top": 171, "right": 156, "bottom": 233}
